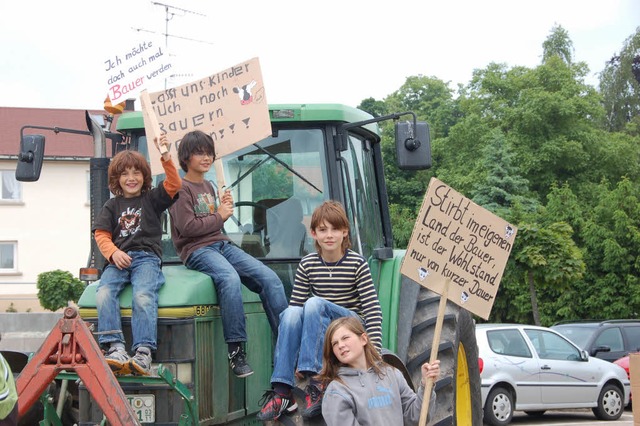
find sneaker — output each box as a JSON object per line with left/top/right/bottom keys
{"left": 257, "top": 390, "right": 298, "bottom": 421}
{"left": 130, "top": 347, "right": 152, "bottom": 376}
{"left": 228, "top": 347, "right": 254, "bottom": 378}
{"left": 105, "top": 346, "right": 131, "bottom": 376}
{"left": 301, "top": 382, "right": 324, "bottom": 418}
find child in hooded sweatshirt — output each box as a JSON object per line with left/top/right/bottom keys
{"left": 318, "top": 316, "right": 440, "bottom": 426}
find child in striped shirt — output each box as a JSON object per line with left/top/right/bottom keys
{"left": 257, "top": 200, "right": 382, "bottom": 422}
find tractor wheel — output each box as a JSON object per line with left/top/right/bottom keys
{"left": 400, "top": 282, "right": 483, "bottom": 425}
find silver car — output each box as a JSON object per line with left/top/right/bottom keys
{"left": 476, "top": 323, "right": 630, "bottom": 426}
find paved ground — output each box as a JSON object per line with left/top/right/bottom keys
{"left": 502, "top": 408, "right": 636, "bottom": 425}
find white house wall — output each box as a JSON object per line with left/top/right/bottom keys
{"left": 0, "top": 158, "right": 90, "bottom": 312}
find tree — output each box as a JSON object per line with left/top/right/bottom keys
{"left": 542, "top": 24, "right": 574, "bottom": 65}
{"left": 578, "top": 178, "right": 640, "bottom": 318}
{"left": 599, "top": 27, "right": 640, "bottom": 132}
{"left": 366, "top": 75, "right": 458, "bottom": 248}
{"left": 358, "top": 97, "right": 388, "bottom": 118}
{"left": 513, "top": 221, "right": 585, "bottom": 325}
{"left": 37, "top": 270, "right": 85, "bottom": 312}
{"left": 383, "top": 75, "right": 458, "bottom": 139}
{"left": 471, "top": 129, "right": 537, "bottom": 218}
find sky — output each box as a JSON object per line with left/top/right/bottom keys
{"left": 1, "top": 0, "right": 638, "bottom": 111}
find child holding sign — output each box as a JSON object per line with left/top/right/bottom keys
{"left": 257, "top": 201, "right": 383, "bottom": 421}
{"left": 168, "top": 130, "right": 287, "bottom": 378}
{"left": 319, "top": 316, "right": 440, "bottom": 426}
{"left": 93, "top": 135, "right": 180, "bottom": 376}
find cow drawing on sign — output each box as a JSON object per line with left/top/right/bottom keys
{"left": 233, "top": 80, "right": 257, "bottom": 105}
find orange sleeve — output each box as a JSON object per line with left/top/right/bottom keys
{"left": 94, "top": 229, "right": 118, "bottom": 262}
{"left": 161, "top": 157, "right": 181, "bottom": 198}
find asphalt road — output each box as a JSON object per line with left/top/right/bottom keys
{"left": 495, "top": 408, "right": 636, "bottom": 425}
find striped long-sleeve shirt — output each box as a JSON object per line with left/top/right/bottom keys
{"left": 290, "top": 249, "right": 383, "bottom": 350}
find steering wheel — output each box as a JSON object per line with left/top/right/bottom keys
{"left": 233, "top": 201, "right": 270, "bottom": 234}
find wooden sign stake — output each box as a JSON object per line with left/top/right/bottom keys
{"left": 419, "top": 278, "right": 451, "bottom": 426}
{"left": 140, "top": 89, "right": 168, "bottom": 155}
{"left": 213, "top": 159, "right": 227, "bottom": 201}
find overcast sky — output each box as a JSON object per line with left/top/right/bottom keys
{"left": 1, "top": 0, "right": 638, "bottom": 111}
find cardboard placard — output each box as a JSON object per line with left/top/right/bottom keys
{"left": 143, "top": 57, "right": 271, "bottom": 175}
{"left": 631, "top": 353, "right": 640, "bottom": 425}
{"left": 400, "top": 178, "right": 518, "bottom": 319}
{"left": 104, "top": 37, "right": 172, "bottom": 105}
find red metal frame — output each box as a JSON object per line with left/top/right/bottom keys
{"left": 15, "top": 307, "right": 140, "bottom": 425}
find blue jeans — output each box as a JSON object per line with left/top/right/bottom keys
{"left": 96, "top": 251, "right": 164, "bottom": 351}
{"left": 186, "top": 241, "right": 287, "bottom": 342}
{"left": 270, "top": 296, "right": 360, "bottom": 387}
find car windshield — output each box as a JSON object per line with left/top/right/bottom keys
{"left": 551, "top": 325, "right": 598, "bottom": 348}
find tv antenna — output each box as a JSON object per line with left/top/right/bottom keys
{"left": 132, "top": 2, "right": 212, "bottom": 88}
{"left": 151, "top": 2, "right": 211, "bottom": 51}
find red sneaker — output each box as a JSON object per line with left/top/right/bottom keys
{"left": 302, "top": 382, "right": 324, "bottom": 418}
{"left": 257, "top": 390, "right": 298, "bottom": 421}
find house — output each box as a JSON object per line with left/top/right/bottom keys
{"left": 0, "top": 106, "right": 123, "bottom": 312}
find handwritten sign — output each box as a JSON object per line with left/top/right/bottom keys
{"left": 400, "top": 178, "right": 517, "bottom": 319}
{"left": 143, "top": 57, "right": 271, "bottom": 175}
{"left": 103, "top": 37, "right": 172, "bottom": 105}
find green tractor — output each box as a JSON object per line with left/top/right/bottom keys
{"left": 15, "top": 103, "right": 482, "bottom": 425}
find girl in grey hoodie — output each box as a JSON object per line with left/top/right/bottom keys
{"left": 318, "top": 316, "right": 440, "bottom": 425}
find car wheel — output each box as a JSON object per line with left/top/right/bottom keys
{"left": 484, "top": 386, "right": 514, "bottom": 426}
{"left": 592, "top": 383, "right": 624, "bottom": 420}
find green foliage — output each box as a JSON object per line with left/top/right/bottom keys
{"left": 470, "top": 129, "right": 537, "bottom": 217}
{"left": 359, "top": 25, "right": 640, "bottom": 324}
{"left": 388, "top": 204, "right": 418, "bottom": 248}
{"left": 512, "top": 221, "right": 585, "bottom": 325}
{"left": 542, "top": 24, "right": 574, "bottom": 65}
{"left": 36, "top": 270, "right": 85, "bottom": 312}
{"left": 578, "top": 178, "right": 640, "bottom": 317}
{"left": 599, "top": 27, "right": 640, "bottom": 132}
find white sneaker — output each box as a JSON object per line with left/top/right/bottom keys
{"left": 130, "top": 347, "right": 152, "bottom": 376}
{"left": 105, "top": 346, "right": 131, "bottom": 375}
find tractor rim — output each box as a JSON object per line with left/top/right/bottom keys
{"left": 456, "top": 343, "right": 472, "bottom": 425}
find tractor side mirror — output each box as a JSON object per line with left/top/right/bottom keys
{"left": 395, "top": 121, "right": 432, "bottom": 170}
{"left": 16, "top": 134, "right": 46, "bottom": 182}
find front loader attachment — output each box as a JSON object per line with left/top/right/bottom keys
{"left": 15, "top": 307, "right": 140, "bottom": 426}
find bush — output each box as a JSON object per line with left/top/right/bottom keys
{"left": 36, "top": 270, "right": 85, "bottom": 312}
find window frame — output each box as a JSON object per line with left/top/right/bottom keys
{"left": 0, "top": 241, "right": 18, "bottom": 273}
{"left": 0, "top": 170, "right": 23, "bottom": 202}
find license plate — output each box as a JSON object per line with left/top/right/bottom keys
{"left": 127, "top": 394, "right": 155, "bottom": 423}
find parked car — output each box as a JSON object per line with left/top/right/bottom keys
{"left": 614, "top": 354, "right": 632, "bottom": 378}
{"left": 614, "top": 353, "right": 638, "bottom": 405}
{"left": 477, "top": 323, "right": 630, "bottom": 426}
{"left": 551, "top": 319, "right": 640, "bottom": 362}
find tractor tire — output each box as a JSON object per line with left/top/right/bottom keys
{"left": 398, "top": 278, "right": 483, "bottom": 425}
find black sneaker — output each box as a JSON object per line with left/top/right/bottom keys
{"left": 301, "top": 382, "right": 324, "bottom": 418}
{"left": 228, "top": 347, "right": 254, "bottom": 378}
{"left": 257, "top": 390, "right": 298, "bottom": 421}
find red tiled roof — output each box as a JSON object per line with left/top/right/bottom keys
{"left": 0, "top": 107, "right": 122, "bottom": 157}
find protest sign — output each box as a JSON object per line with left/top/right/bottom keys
{"left": 143, "top": 57, "right": 270, "bottom": 175}
{"left": 400, "top": 177, "right": 517, "bottom": 319}
{"left": 103, "top": 37, "right": 172, "bottom": 105}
